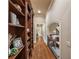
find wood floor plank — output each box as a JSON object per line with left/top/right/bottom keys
{"left": 30, "top": 37, "right": 56, "bottom": 59}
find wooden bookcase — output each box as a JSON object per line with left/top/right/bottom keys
{"left": 8, "top": 0, "right": 34, "bottom": 59}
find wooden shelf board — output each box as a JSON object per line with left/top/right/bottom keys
{"left": 9, "top": 1, "right": 25, "bottom": 17}
{"left": 9, "top": 46, "right": 24, "bottom": 59}
{"left": 9, "top": 23, "right": 24, "bottom": 28}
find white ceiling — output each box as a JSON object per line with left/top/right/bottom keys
{"left": 30, "top": 0, "right": 52, "bottom": 16}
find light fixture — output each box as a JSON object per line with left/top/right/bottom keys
{"left": 38, "top": 10, "right": 41, "bottom": 13}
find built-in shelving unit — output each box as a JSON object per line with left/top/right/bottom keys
{"left": 48, "top": 24, "right": 61, "bottom": 59}
{"left": 8, "top": 0, "right": 34, "bottom": 59}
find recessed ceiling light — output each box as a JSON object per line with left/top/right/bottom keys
{"left": 38, "top": 10, "right": 41, "bottom": 13}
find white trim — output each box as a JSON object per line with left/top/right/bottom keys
{"left": 47, "top": 0, "right": 54, "bottom": 12}
{"left": 59, "top": 22, "right": 62, "bottom": 59}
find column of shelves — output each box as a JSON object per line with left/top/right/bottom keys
{"left": 8, "top": 0, "right": 26, "bottom": 59}
{"left": 26, "top": 2, "right": 34, "bottom": 59}
{"left": 8, "top": 0, "right": 34, "bottom": 59}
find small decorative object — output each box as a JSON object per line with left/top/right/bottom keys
{"left": 16, "top": 18, "right": 20, "bottom": 25}
{"left": 10, "top": 12, "right": 21, "bottom": 25}
{"left": 8, "top": 48, "right": 11, "bottom": 56}
{"left": 53, "top": 30, "right": 56, "bottom": 35}
{"left": 8, "top": 33, "right": 12, "bottom": 40}
{"left": 13, "top": 37, "right": 23, "bottom": 49}
{"left": 10, "top": 12, "right": 17, "bottom": 25}
{"left": 53, "top": 35, "right": 57, "bottom": 39}
{"left": 10, "top": 48, "right": 18, "bottom": 56}
{"left": 15, "top": 4, "right": 22, "bottom": 12}
{"left": 8, "top": 33, "right": 12, "bottom": 46}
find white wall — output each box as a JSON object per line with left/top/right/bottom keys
{"left": 46, "top": 0, "right": 71, "bottom": 59}
{"left": 61, "top": 5, "right": 71, "bottom": 59}
{"left": 33, "top": 15, "right": 46, "bottom": 43}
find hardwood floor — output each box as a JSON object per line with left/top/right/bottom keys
{"left": 30, "top": 37, "right": 56, "bottom": 59}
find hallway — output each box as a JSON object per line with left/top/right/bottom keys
{"left": 8, "top": 0, "right": 71, "bottom": 59}
{"left": 31, "top": 37, "right": 56, "bottom": 59}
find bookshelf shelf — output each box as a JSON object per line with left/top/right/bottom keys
{"left": 9, "top": 23, "right": 24, "bottom": 28}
